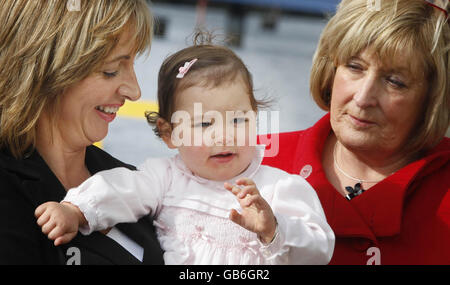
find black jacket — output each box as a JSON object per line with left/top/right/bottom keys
{"left": 0, "top": 145, "right": 164, "bottom": 265}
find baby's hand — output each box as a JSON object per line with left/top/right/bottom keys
{"left": 34, "top": 202, "right": 86, "bottom": 246}
{"left": 224, "top": 178, "right": 277, "bottom": 244}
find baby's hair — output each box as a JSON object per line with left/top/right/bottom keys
{"left": 146, "top": 29, "right": 271, "bottom": 138}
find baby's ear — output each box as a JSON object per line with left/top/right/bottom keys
{"left": 157, "top": 118, "right": 176, "bottom": 149}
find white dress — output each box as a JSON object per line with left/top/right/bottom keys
{"left": 63, "top": 146, "right": 335, "bottom": 265}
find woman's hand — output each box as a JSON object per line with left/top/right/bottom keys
{"left": 34, "top": 202, "right": 87, "bottom": 246}
{"left": 224, "top": 178, "right": 277, "bottom": 244}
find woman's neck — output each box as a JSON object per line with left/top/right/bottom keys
{"left": 35, "top": 118, "right": 91, "bottom": 190}
{"left": 335, "top": 140, "right": 411, "bottom": 181}
{"left": 323, "top": 134, "right": 416, "bottom": 195}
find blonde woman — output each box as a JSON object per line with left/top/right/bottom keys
{"left": 263, "top": 0, "right": 449, "bottom": 264}
{"left": 0, "top": 0, "right": 164, "bottom": 264}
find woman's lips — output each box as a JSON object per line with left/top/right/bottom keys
{"left": 95, "top": 104, "right": 123, "bottom": 123}
{"left": 95, "top": 108, "right": 117, "bottom": 122}
{"left": 348, "top": 114, "right": 376, "bottom": 128}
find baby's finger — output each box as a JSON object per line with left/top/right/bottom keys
{"left": 236, "top": 185, "right": 259, "bottom": 199}
{"left": 34, "top": 203, "right": 48, "bottom": 218}
{"left": 36, "top": 211, "right": 51, "bottom": 227}
{"left": 241, "top": 194, "right": 260, "bottom": 208}
{"left": 54, "top": 237, "right": 65, "bottom": 247}
{"left": 225, "top": 183, "right": 242, "bottom": 197}
{"left": 229, "top": 209, "right": 243, "bottom": 226}
{"left": 235, "top": 177, "right": 256, "bottom": 187}
{"left": 41, "top": 220, "right": 56, "bottom": 235}
{"left": 54, "top": 232, "right": 77, "bottom": 247}
{"left": 48, "top": 226, "right": 65, "bottom": 241}
{"left": 224, "top": 182, "right": 234, "bottom": 191}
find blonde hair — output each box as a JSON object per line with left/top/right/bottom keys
{"left": 310, "top": 0, "right": 449, "bottom": 153}
{"left": 0, "top": 0, "right": 153, "bottom": 158}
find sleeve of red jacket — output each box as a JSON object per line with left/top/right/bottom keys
{"left": 259, "top": 131, "right": 304, "bottom": 174}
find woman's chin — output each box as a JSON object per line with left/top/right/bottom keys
{"left": 87, "top": 131, "right": 108, "bottom": 147}
{"left": 336, "top": 130, "right": 380, "bottom": 152}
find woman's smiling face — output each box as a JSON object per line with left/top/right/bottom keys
{"left": 55, "top": 27, "right": 142, "bottom": 147}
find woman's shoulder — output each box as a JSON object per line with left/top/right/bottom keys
{"left": 260, "top": 114, "right": 330, "bottom": 159}
{"left": 261, "top": 129, "right": 308, "bottom": 154}
{"left": 0, "top": 164, "right": 24, "bottom": 201}
{"left": 0, "top": 150, "right": 51, "bottom": 264}
{"left": 259, "top": 129, "right": 307, "bottom": 147}
{"left": 0, "top": 148, "right": 66, "bottom": 206}
{"left": 418, "top": 137, "right": 450, "bottom": 175}
{"left": 431, "top": 137, "right": 450, "bottom": 153}
{"left": 85, "top": 145, "right": 136, "bottom": 173}
{"left": 259, "top": 129, "right": 309, "bottom": 172}
{"left": 0, "top": 149, "right": 38, "bottom": 196}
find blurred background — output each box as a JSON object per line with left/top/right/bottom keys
{"left": 102, "top": 0, "right": 448, "bottom": 166}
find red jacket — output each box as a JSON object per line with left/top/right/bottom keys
{"left": 261, "top": 114, "right": 450, "bottom": 265}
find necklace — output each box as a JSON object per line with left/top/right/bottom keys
{"left": 333, "top": 142, "right": 383, "bottom": 200}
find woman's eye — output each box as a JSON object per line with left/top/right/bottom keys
{"left": 386, "top": 77, "right": 407, "bottom": 89}
{"left": 103, "top": 71, "right": 118, "bottom": 78}
{"left": 345, "top": 63, "right": 363, "bottom": 72}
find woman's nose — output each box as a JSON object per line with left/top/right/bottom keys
{"left": 118, "top": 69, "right": 141, "bottom": 101}
{"left": 353, "top": 74, "right": 379, "bottom": 108}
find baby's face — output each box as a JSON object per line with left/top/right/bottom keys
{"left": 166, "top": 78, "right": 257, "bottom": 181}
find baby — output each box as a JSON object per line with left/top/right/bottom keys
{"left": 35, "top": 34, "right": 335, "bottom": 265}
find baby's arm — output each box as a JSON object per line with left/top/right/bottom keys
{"left": 61, "top": 164, "right": 168, "bottom": 235}
{"left": 263, "top": 176, "right": 334, "bottom": 264}
{"left": 226, "top": 175, "right": 335, "bottom": 265}
{"left": 35, "top": 158, "right": 169, "bottom": 239}
{"left": 35, "top": 202, "right": 87, "bottom": 246}
{"left": 224, "top": 178, "right": 277, "bottom": 244}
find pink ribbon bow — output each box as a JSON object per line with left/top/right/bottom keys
{"left": 176, "top": 58, "right": 198, "bottom": 79}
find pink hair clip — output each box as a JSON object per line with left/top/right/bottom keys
{"left": 176, "top": 58, "right": 198, "bottom": 79}
{"left": 424, "top": 0, "right": 449, "bottom": 18}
